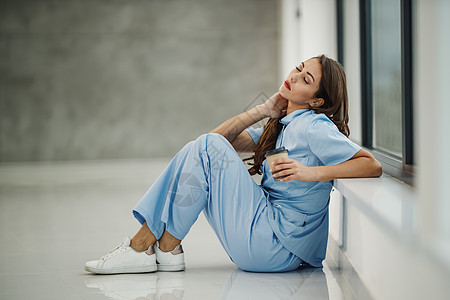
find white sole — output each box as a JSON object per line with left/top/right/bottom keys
{"left": 157, "top": 263, "right": 186, "bottom": 272}
{"left": 84, "top": 264, "right": 157, "bottom": 274}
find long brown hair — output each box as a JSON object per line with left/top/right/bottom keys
{"left": 244, "top": 55, "right": 350, "bottom": 175}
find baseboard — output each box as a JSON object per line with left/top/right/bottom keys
{"left": 325, "top": 236, "right": 374, "bottom": 300}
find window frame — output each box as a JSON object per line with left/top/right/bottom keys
{"left": 337, "top": 0, "right": 415, "bottom": 185}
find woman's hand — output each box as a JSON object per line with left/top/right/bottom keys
{"left": 269, "top": 158, "right": 317, "bottom": 182}
{"left": 258, "top": 92, "right": 288, "bottom": 119}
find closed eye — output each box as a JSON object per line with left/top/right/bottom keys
{"left": 295, "top": 66, "right": 309, "bottom": 84}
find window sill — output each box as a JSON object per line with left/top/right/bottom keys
{"left": 330, "top": 174, "right": 450, "bottom": 298}
{"left": 333, "top": 173, "right": 417, "bottom": 242}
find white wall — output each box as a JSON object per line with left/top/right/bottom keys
{"left": 416, "top": 0, "right": 450, "bottom": 266}
{"left": 279, "top": 0, "right": 362, "bottom": 143}
{"left": 279, "top": 0, "right": 337, "bottom": 82}
{"left": 279, "top": 0, "right": 301, "bottom": 82}
{"left": 298, "top": 0, "right": 337, "bottom": 60}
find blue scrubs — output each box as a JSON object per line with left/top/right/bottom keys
{"left": 246, "top": 109, "right": 361, "bottom": 266}
{"left": 133, "top": 109, "right": 361, "bottom": 271}
{"left": 133, "top": 133, "right": 301, "bottom": 272}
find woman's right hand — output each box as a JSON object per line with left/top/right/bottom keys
{"left": 259, "top": 92, "right": 288, "bottom": 119}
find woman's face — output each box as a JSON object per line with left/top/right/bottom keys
{"left": 279, "top": 58, "right": 322, "bottom": 113}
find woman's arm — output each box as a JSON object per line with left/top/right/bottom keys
{"left": 210, "top": 106, "right": 267, "bottom": 144}
{"left": 210, "top": 93, "right": 288, "bottom": 152}
{"left": 270, "top": 149, "right": 382, "bottom": 182}
{"left": 312, "top": 149, "right": 382, "bottom": 181}
{"left": 230, "top": 131, "right": 258, "bottom": 153}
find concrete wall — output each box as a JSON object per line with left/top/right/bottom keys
{"left": 0, "top": 0, "right": 279, "bottom": 162}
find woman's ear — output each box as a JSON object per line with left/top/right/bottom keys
{"left": 309, "top": 98, "right": 325, "bottom": 108}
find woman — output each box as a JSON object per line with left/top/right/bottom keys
{"left": 85, "top": 55, "right": 382, "bottom": 274}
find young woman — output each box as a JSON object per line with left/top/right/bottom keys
{"left": 85, "top": 55, "right": 382, "bottom": 274}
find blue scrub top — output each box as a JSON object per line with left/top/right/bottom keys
{"left": 246, "top": 109, "right": 361, "bottom": 267}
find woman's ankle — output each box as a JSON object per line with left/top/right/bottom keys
{"left": 158, "top": 230, "right": 182, "bottom": 252}
{"left": 130, "top": 238, "right": 154, "bottom": 252}
{"left": 130, "top": 222, "right": 157, "bottom": 252}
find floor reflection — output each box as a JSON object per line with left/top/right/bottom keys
{"left": 220, "top": 266, "right": 329, "bottom": 300}
{"left": 85, "top": 265, "right": 330, "bottom": 300}
{"left": 85, "top": 272, "right": 184, "bottom": 300}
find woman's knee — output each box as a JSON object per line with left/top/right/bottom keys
{"left": 195, "top": 133, "right": 227, "bottom": 146}
{"left": 179, "top": 140, "right": 196, "bottom": 152}
{"left": 195, "top": 133, "right": 235, "bottom": 154}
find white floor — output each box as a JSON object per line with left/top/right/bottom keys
{"left": 0, "top": 159, "right": 354, "bottom": 300}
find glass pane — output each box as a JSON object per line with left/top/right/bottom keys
{"left": 371, "top": 0, "right": 403, "bottom": 157}
{"left": 343, "top": 0, "right": 362, "bottom": 144}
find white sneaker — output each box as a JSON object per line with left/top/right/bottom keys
{"left": 155, "top": 243, "right": 186, "bottom": 272}
{"left": 84, "top": 237, "right": 157, "bottom": 274}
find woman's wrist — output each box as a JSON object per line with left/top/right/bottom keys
{"left": 251, "top": 104, "right": 270, "bottom": 119}
{"left": 312, "top": 166, "right": 326, "bottom": 181}
{"left": 312, "top": 165, "right": 339, "bottom": 182}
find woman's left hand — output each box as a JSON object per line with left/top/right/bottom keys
{"left": 269, "top": 158, "right": 317, "bottom": 182}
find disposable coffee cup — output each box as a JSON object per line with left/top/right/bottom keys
{"left": 265, "top": 147, "right": 289, "bottom": 181}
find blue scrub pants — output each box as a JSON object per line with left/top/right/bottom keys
{"left": 132, "top": 133, "right": 302, "bottom": 272}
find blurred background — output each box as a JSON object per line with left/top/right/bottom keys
{"left": 1, "top": 0, "right": 449, "bottom": 299}
{"left": 0, "top": 0, "right": 279, "bottom": 162}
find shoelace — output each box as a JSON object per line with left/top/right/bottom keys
{"left": 100, "top": 242, "right": 129, "bottom": 261}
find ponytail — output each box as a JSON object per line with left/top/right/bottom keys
{"left": 243, "top": 118, "right": 283, "bottom": 175}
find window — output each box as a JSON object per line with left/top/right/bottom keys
{"left": 371, "top": 0, "right": 403, "bottom": 157}
{"left": 338, "top": 0, "right": 414, "bottom": 184}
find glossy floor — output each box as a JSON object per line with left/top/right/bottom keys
{"left": 0, "top": 159, "right": 355, "bottom": 300}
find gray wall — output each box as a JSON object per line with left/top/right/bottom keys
{"left": 0, "top": 0, "right": 279, "bottom": 162}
